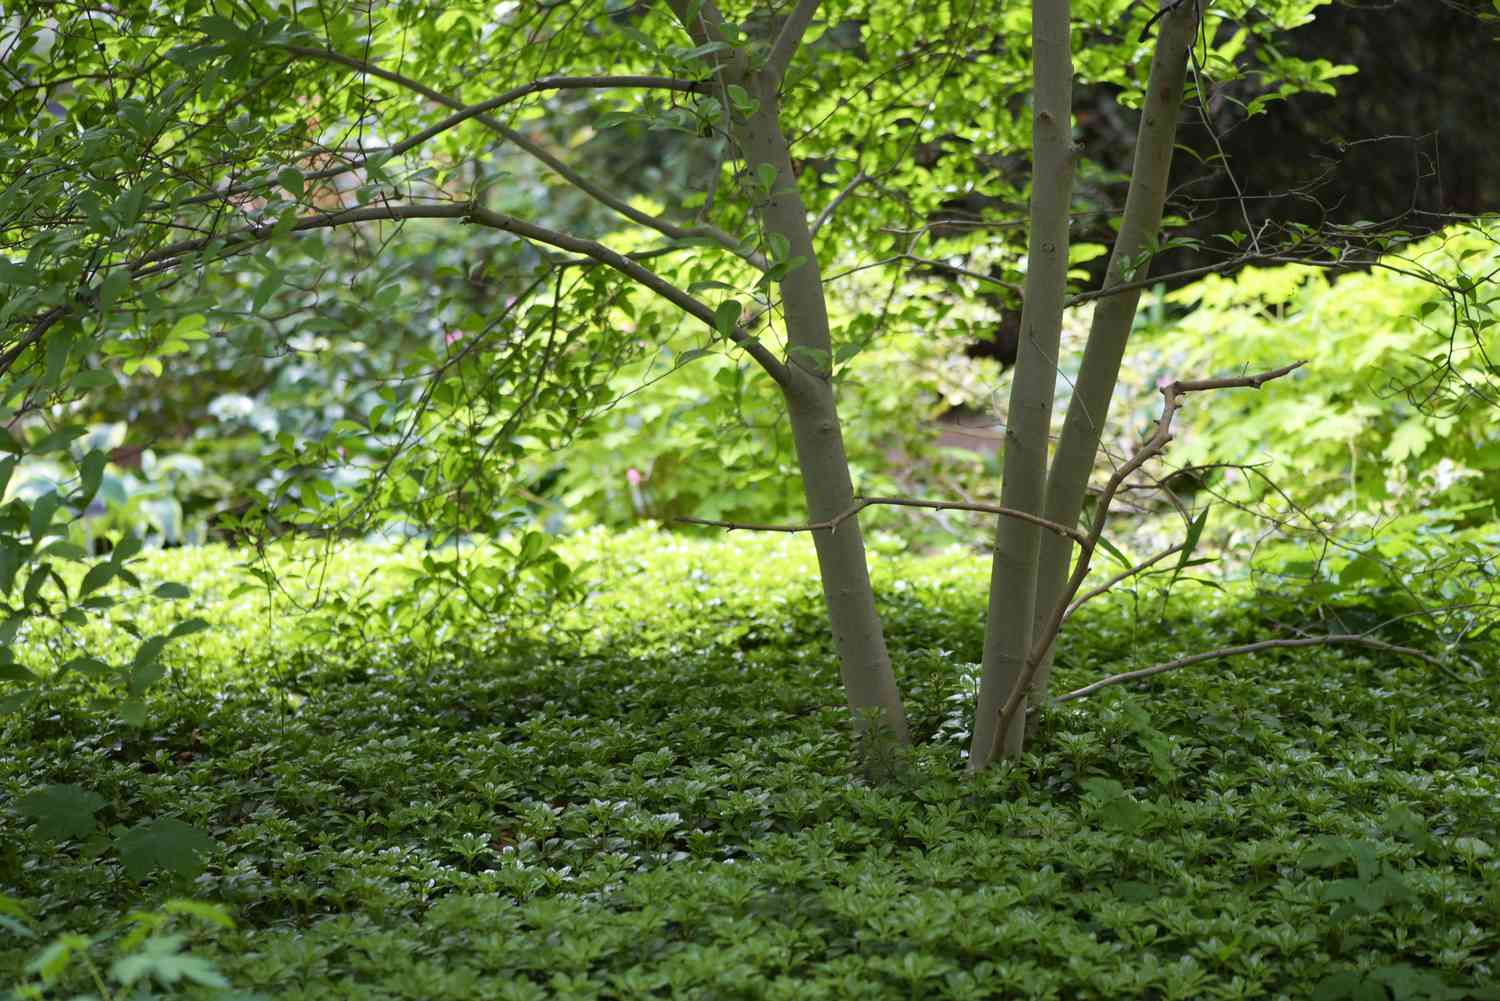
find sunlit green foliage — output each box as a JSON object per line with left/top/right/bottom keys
{"left": 4, "top": 533, "right": 1497, "bottom": 999}
{"left": 1104, "top": 224, "right": 1500, "bottom": 655}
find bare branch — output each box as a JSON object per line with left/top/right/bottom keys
{"left": 377, "top": 75, "right": 705, "bottom": 158}
{"left": 907, "top": 255, "right": 1025, "bottom": 296}
{"left": 284, "top": 46, "right": 765, "bottom": 270}
{"left": 1052, "top": 633, "right": 1452, "bottom": 706}
{"left": 767, "top": 0, "right": 821, "bottom": 82}
{"left": 1063, "top": 541, "right": 1187, "bottom": 622}
{"left": 993, "top": 360, "right": 1307, "bottom": 748}
{"left": 1063, "top": 255, "right": 1267, "bottom": 308}
{"left": 678, "top": 494, "right": 1089, "bottom": 544}
{"left": 811, "top": 171, "right": 870, "bottom": 239}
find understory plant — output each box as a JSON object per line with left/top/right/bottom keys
{"left": 1, "top": 0, "right": 1494, "bottom": 779}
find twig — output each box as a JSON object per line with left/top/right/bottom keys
{"left": 1052, "top": 633, "right": 1456, "bottom": 705}
{"left": 284, "top": 45, "right": 766, "bottom": 271}
{"left": 1063, "top": 541, "right": 1187, "bottom": 622}
{"left": 52, "top": 200, "right": 790, "bottom": 387}
{"left": 992, "top": 360, "right": 1307, "bottom": 753}
{"left": 677, "top": 494, "right": 1090, "bottom": 544}
{"left": 811, "top": 171, "right": 869, "bottom": 238}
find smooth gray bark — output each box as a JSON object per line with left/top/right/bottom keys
{"left": 1028, "top": 1, "right": 1199, "bottom": 700}
{"left": 969, "top": 0, "right": 1075, "bottom": 769}
{"left": 738, "top": 77, "right": 909, "bottom": 746}
{"left": 671, "top": 0, "right": 909, "bottom": 747}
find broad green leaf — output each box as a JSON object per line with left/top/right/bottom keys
{"left": 17, "top": 784, "right": 107, "bottom": 840}
{"left": 114, "top": 818, "right": 218, "bottom": 880}
{"left": 80, "top": 562, "right": 117, "bottom": 598}
{"left": 24, "top": 934, "right": 92, "bottom": 982}
{"left": 111, "top": 937, "right": 230, "bottom": 989}
{"left": 133, "top": 634, "right": 169, "bottom": 670}
{"left": 277, "top": 166, "right": 304, "bottom": 197}
{"left": 162, "top": 899, "right": 236, "bottom": 929}
{"left": 119, "top": 698, "right": 148, "bottom": 726}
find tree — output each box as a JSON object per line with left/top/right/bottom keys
{"left": 1, "top": 0, "right": 1484, "bottom": 767}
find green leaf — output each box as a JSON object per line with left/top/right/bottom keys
{"left": 111, "top": 938, "right": 231, "bottom": 990}
{"left": 726, "top": 84, "right": 755, "bottom": 115}
{"left": 168, "top": 617, "right": 209, "bottom": 639}
{"left": 119, "top": 698, "right": 148, "bottom": 726}
{"left": 0, "top": 542, "right": 20, "bottom": 597}
{"left": 252, "top": 268, "right": 283, "bottom": 314}
{"left": 161, "top": 899, "right": 236, "bottom": 930}
{"left": 80, "top": 562, "right": 118, "bottom": 598}
{"left": 28, "top": 490, "right": 60, "bottom": 542}
{"left": 153, "top": 582, "right": 191, "bottom": 600}
{"left": 112, "top": 534, "right": 144, "bottom": 564}
{"left": 123, "top": 356, "right": 164, "bottom": 377}
{"left": 686, "top": 278, "right": 738, "bottom": 294}
{"left": 17, "top": 784, "right": 107, "bottom": 840}
{"left": 133, "top": 634, "right": 169, "bottom": 671}
{"left": 62, "top": 656, "right": 112, "bottom": 678}
{"left": 714, "top": 300, "right": 742, "bottom": 339}
{"left": 277, "top": 165, "right": 304, "bottom": 197}
{"left": 77, "top": 449, "right": 108, "bottom": 506}
{"left": 0, "top": 688, "right": 38, "bottom": 715}
{"left": 0, "top": 661, "right": 38, "bottom": 682}
{"left": 115, "top": 818, "right": 218, "bottom": 880}
{"left": 31, "top": 427, "right": 84, "bottom": 453}
{"left": 23, "top": 560, "right": 52, "bottom": 607}
{"left": 24, "top": 934, "right": 92, "bottom": 982}
{"left": 40, "top": 540, "right": 87, "bottom": 562}
{"left": 518, "top": 531, "right": 547, "bottom": 563}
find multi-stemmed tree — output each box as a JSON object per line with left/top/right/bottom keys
{"left": 1, "top": 0, "right": 1476, "bottom": 768}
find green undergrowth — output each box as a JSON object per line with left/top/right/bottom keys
{"left": 3, "top": 530, "right": 1498, "bottom": 1000}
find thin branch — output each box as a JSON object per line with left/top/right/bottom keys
{"left": 1063, "top": 254, "right": 1268, "bottom": 307}
{"left": 29, "top": 201, "right": 791, "bottom": 387}
{"left": 811, "top": 171, "right": 869, "bottom": 239}
{"left": 993, "top": 360, "right": 1307, "bottom": 747}
{"left": 283, "top": 45, "right": 765, "bottom": 270}
{"left": 162, "top": 74, "right": 707, "bottom": 214}
{"left": 380, "top": 75, "right": 706, "bottom": 158}
{"left": 767, "top": 0, "right": 821, "bottom": 82}
{"left": 907, "top": 255, "right": 1025, "bottom": 296}
{"left": 1063, "top": 541, "right": 1187, "bottom": 622}
{"left": 0, "top": 307, "right": 66, "bottom": 378}
{"left": 678, "top": 494, "right": 1090, "bottom": 544}
{"left": 1053, "top": 633, "right": 1453, "bottom": 705}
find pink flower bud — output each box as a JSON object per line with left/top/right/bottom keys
{"left": 626, "top": 468, "right": 643, "bottom": 487}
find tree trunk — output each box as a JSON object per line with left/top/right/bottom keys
{"left": 1029, "top": 0, "right": 1199, "bottom": 702}
{"left": 969, "top": 0, "right": 1075, "bottom": 770}
{"left": 737, "top": 74, "right": 910, "bottom": 748}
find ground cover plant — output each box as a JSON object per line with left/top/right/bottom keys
{"left": 4, "top": 532, "right": 1498, "bottom": 1000}
{"left": 6, "top": 0, "right": 1498, "bottom": 781}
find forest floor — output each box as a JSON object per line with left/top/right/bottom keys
{"left": 4, "top": 531, "right": 1497, "bottom": 1000}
